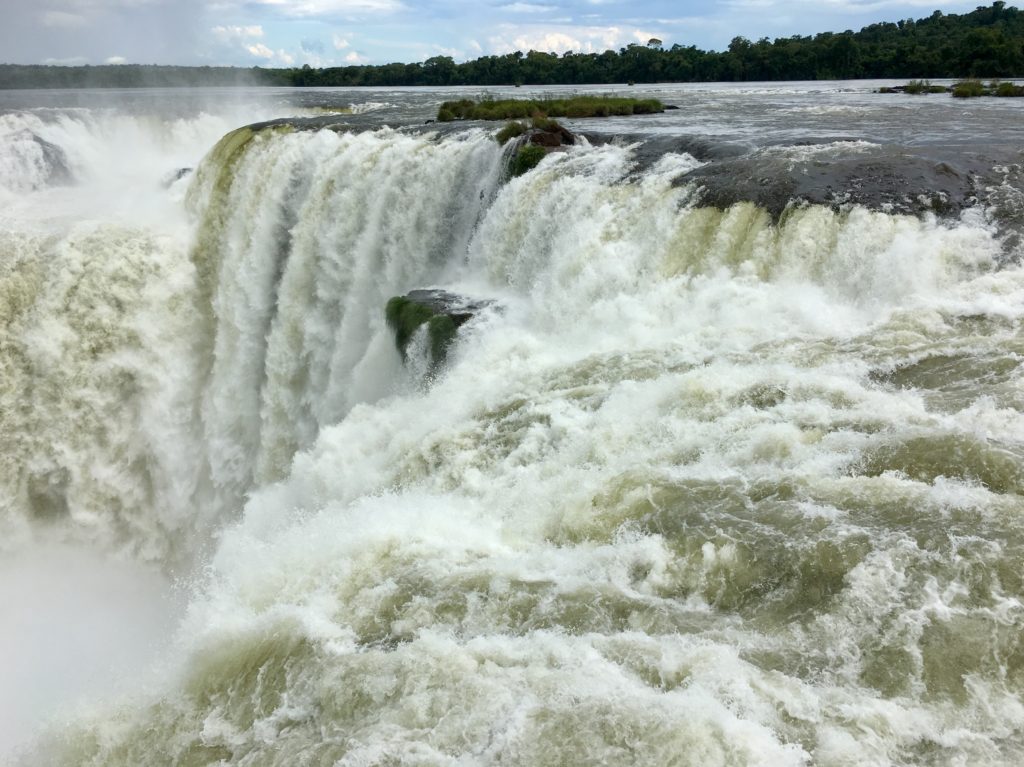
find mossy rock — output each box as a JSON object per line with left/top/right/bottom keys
{"left": 994, "top": 81, "right": 1024, "bottom": 97}
{"left": 385, "top": 289, "right": 491, "bottom": 372}
{"left": 385, "top": 296, "right": 436, "bottom": 354}
{"left": 436, "top": 96, "right": 664, "bottom": 122}
{"left": 952, "top": 79, "right": 986, "bottom": 98}
{"left": 510, "top": 144, "right": 547, "bottom": 177}
{"left": 495, "top": 121, "right": 527, "bottom": 144}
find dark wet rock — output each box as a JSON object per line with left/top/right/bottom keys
{"left": 878, "top": 84, "right": 950, "bottom": 94}
{"left": 504, "top": 122, "right": 577, "bottom": 177}
{"left": 385, "top": 289, "right": 492, "bottom": 371}
{"left": 228, "top": 117, "right": 1021, "bottom": 249}
{"left": 582, "top": 133, "right": 748, "bottom": 168}
{"left": 527, "top": 122, "right": 575, "bottom": 148}
{"left": 161, "top": 167, "right": 192, "bottom": 188}
{"left": 13, "top": 130, "right": 71, "bottom": 187}
{"left": 674, "top": 147, "right": 991, "bottom": 221}
{"left": 664, "top": 105, "right": 680, "bottom": 110}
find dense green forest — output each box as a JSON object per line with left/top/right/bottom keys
{"left": 0, "top": 64, "right": 263, "bottom": 89}
{"left": 2, "top": 2, "right": 1023, "bottom": 89}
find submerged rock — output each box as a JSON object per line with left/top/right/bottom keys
{"left": 385, "top": 289, "right": 491, "bottom": 371}
{"left": 10, "top": 130, "right": 71, "bottom": 188}
{"left": 526, "top": 122, "right": 575, "bottom": 148}
{"left": 161, "top": 167, "right": 192, "bottom": 188}
{"left": 675, "top": 147, "right": 987, "bottom": 221}
{"left": 507, "top": 122, "right": 576, "bottom": 177}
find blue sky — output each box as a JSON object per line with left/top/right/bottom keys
{"left": 0, "top": 0, "right": 989, "bottom": 67}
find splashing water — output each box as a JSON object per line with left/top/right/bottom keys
{"left": 3, "top": 87, "right": 1024, "bottom": 765}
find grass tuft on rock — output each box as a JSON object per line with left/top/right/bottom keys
{"left": 952, "top": 79, "right": 986, "bottom": 98}
{"left": 509, "top": 144, "right": 546, "bottom": 177}
{"left": 903, "top": 79, "right": 948, "bottom": 94}
{"left": 495, "top": 121, "right": 527, "bottom": 144}
{"left": 530, "top": 115, "right": 562, "bottom": 131}
{"left": 438, "top": 96, "right": 664, "bottom": 122}
{"left": 994, "top": 81, "right": 1024, "bottom": 97}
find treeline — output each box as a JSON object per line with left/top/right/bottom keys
{"left": 2, "top": 2, "right": 1023, "bottom": 89}
{"left": 287, "top": 2, "right": 1024, "bottom": 86}
{"left": 0, "top": 64, "right": 266, "bottom": 89}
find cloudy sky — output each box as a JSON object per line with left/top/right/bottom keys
{"left": 0, "top": 0, "right": 987, "bottom": 67}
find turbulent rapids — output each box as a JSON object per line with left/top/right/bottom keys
{"left": 3, "top": 84, "right": 1024, "bottom": 765}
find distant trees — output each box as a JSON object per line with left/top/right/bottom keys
{"left": 0, "top": 64, "right": 276, "bottom": 89}
{"left": 1, "top": 3, "right": 1022, "bottom": 89}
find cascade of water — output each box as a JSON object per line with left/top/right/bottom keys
{"left": 7, "top": 120, "right": 1024, "bottom": 766}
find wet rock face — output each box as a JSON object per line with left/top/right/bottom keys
{"left": 10, "top": 130, "right": 72, "bottom": 189}
{"left": 673, "top": 146, "right": 992, "bottom": 221}
{"left": 161, "top": 167, "right": 192, "bottom": 188}
{"left": 507, "top": 122, "right": 576, "bottom": 177}
{"left": 526, "top": 123, "right": 575, "bottom": 148}
{"left": 385, "top": 290, "right": 492, "bottom": 372}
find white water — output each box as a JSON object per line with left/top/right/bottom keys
{"left": 3, "top": 90, "right": 1024, "bottom": 765}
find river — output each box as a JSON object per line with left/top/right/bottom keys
{"left": 2, "top": 81, "right": 1023, "bottom": 765}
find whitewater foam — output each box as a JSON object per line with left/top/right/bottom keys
{"left": 4, "top": 111, "right": 1023, "bottom": 764}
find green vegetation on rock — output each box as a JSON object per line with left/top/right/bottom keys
{"left": 385, "top": 296, "right": 435, "bottom": 358}
{"left": 530, "top": 115, "right": 563, "bottom": 131}
{"left": 952, "top": 78, "right": 987, "bottom": 97}
{"left": 883, "top": 76, "right": 1024, "bottom": 97}
{"left": 509, "top": 145, "right": 547, "bottom": 177}
{"left": 495, "top": 121, "right": 528, "bottom": 144}
{"left": 426, "top": 316, "right": 459, "bottom": 364}
{"left": 994, "top": 80, "right": 1024, "bottom": 95}
{"left": 903, "top": 79, "right": 948, "bottom": 93}
{"left": 385, "top": 295, "right": 466, "bottom": 370}
{"left": 948, "top": 78, "right": 1024, "bottom": 96}
{"left": 437, "top": 96, "right": 664, "bottom": 122}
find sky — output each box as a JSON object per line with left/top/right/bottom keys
{"left": 0, "top": 0, "right": 991, "bottom": 68}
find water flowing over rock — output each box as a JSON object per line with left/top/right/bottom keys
{"left": 1, "top": 130, "right": 72, "bottom": 191}
{"left": 676, "top": 146, "right": 986, "bottom": 220}
{"left": 3, "top": 85, "right": 1024, "bottom": 767}
{"left": 160, "top": 167, "right": 192, "bottom": 188}
{"left": 385, "top": 289, "right": 492, "bottom": 371}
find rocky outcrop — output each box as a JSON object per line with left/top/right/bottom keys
{"left": 162, "top": 167, "right": 192, "bottom": 188}
{"left": 674, "top": 147, "right": 988, "bottom": 222}
{"left": 11, "top": 130, "right": 71, "bottom": 188}
{"left": 525, "top": 122, "right": 575, "bottom": 148}
{"left": 385, "top": 289, "right": 492, "bottom": 371}
{"left": 508, "top": 122, "right": 576, "bottom": 177}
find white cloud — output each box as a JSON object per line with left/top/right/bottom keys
{"left": 243, "top": 41, "right": 298, "bottom": 65}
{"left": 488, "top": 24, "right": 631, "bottom": 55}
{"left": 212, "top": 24, "right": 264, "bottom": 42}
{"left": 249, "top": 0, "right": 404, "bottom": 17}
{"left": 332, "top": 33, "right": 350, "bottom": 49}
{"left": 344, "top": 50, "right": 367, "bottom": 63}
{"left": 105, "top": 55, "right": 127, "bottom": 63}
{"left": 246, "top": 42, "right": 275, "bottom": 58}
{"left": 432, "top": 44, "right": 462, "bottom": 58}
{"left": 501, "top": 2, "right": 554, "bottom": 13}
{"left": 632, "top": 30, "right": 663, "bottom": 44}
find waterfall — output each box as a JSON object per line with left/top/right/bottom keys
{"left": 6, "top": 118, "right": 1024, "bottom": 766}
